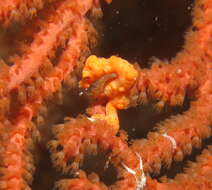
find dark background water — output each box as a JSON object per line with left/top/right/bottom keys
{"left": 31, "top": 0, "right": 212, "bottom": 189}
{"left": 99, "top": 0, "right": 194, "bottom": 66}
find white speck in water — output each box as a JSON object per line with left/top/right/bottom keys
{"left": 116, "top": 10, "right": 120, "bottom": 14}
{"left": 132, "top": 128, "right": 135, "bottom": 132}
{"left": 187, "top": 6, "right": 191, "bottom": 10}
{"left": 154, "top": 16, "right": 158, "bottom": 22}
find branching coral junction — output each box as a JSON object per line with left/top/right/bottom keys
{"left": 0, "top": 0, "right": 211, "bottom": 190}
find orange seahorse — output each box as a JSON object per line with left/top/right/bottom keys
{"left": 80, "top": 55, "right": 138, "bottom": 132}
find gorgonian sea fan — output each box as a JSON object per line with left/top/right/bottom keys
{"left": 0, "top": 0, "right": 211, "bottom": 190}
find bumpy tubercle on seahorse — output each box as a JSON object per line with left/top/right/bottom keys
{"left": 79, "top": 55, "right": 138, "bottom": 132}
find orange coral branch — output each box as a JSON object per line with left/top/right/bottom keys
{"left": 137, "top": 59, "right": 201, "bottom": 106}
{"left": 0, "top": 0, "right": 96, "bottom": 122}
{"left": 55, "top": 178, "right": 105, "bottom": 190}
{"left": 6, "top": 0, "right": 93, "bottom": 92}
{"left": 0, "top": 0, "right": 52, "bottom": 27}
{"left": 145, "top": 146, "right": 212, "bottom": 190}
{"left": 0, "top": 116, "right": 36, "bottom": 190}
{"left": 17, "top": 16, "right": 89, "bottom": 124}
{"left": 48, "top": 117, "right": 142, "bottom": 189}
{"left": 132, "top": 72, "right": 212, "bottom": 174}
{"left": 137, "top": 0, "right": 212, "bottom": 107}
{"left": 0, "top": 12, "right": 93, "bottom": 190}
{"left": 41, "top": 18, "right": 92, "bottom": 96}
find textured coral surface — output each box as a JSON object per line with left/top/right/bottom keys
{"left": 0, "top": 0, "right": 211, "bottom": 190}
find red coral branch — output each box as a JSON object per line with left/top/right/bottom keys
{"left": 6, "top": 0, "right": 94, "bottom": 92}
{"left": 0, "top": 1, "right": 99, "bottom": 189}
{"left": 48, "top": 117, "right": 140, "bottom": 189}
{"left": 0, "top": 15, "right": 94, "bottom": 189}
{"left": 0, "top": 117, "right": 36, "bottom": 190}
{"left": 137, "top": 0, "right": 212, "bottom": 107}
{"left": 0, "top": 0, "right": 98, "bottom": 121}
{"left": 132, "top": 73, "right": 212, "bottom": 174}
{"left": 146, "top": 146, "right": 212, "bottom": 190}
{"left": 42, "top": 18, "right": 89, "bottom": 95}
{"left": 55, "top": 177, "right": 106, "bottom": 190}
{"left": 0, "top": 0, "right": 96, "bottom": 119}
{"left": 0, "top": 0, "right": 48, "bottom": 27}
{"left": 46, "top": 0, "right": 212, "bottom": 189}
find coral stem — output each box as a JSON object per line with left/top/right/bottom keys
{"left": 146, "top": 146, "right": 212, "bottom": 190}
{"left": 132, "top": 73, "right": 212, "bottom": 174}
{"left": 6, "top": 0, "right": 94, "bottom": 92}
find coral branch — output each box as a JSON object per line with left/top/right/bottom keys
{"left": 0, "top": 11, "right": 91, "bottom": 126}
{"left": 137, "top": 58, "right": 202, "bottom": 107}
{"left": 7, "top": 14, "right": 89, "bottom": 159}
{"left": 132, "top": 73, "right": 212, "bottom": 174}
{"left": 0, "top": 0, "right": 49, "bottom": 27}
{"left": 48, "top": 117, "right": 141, "bottom": 189}
{"left": 0, "top": 9, "right": 94, "bottom": 190}
{"left": 55, "top": 177, "right": 106, "bottom": 190}
{"left": 0, "top": 115, "right": 36, "bottom": 190}
{"left": 6, "top": 0, "right": 94, "bottom": 92}
{"left": 41, "top": 18, "right": 89, "bottom": 97}
{"left": 145, "top": 146, "right": 212, "bottom": 190}
{"left": 0, "top": 0, "right": 97, "bottom": 125}
{"left": 137, "top": 0, "right": 212, "bottom": 107}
